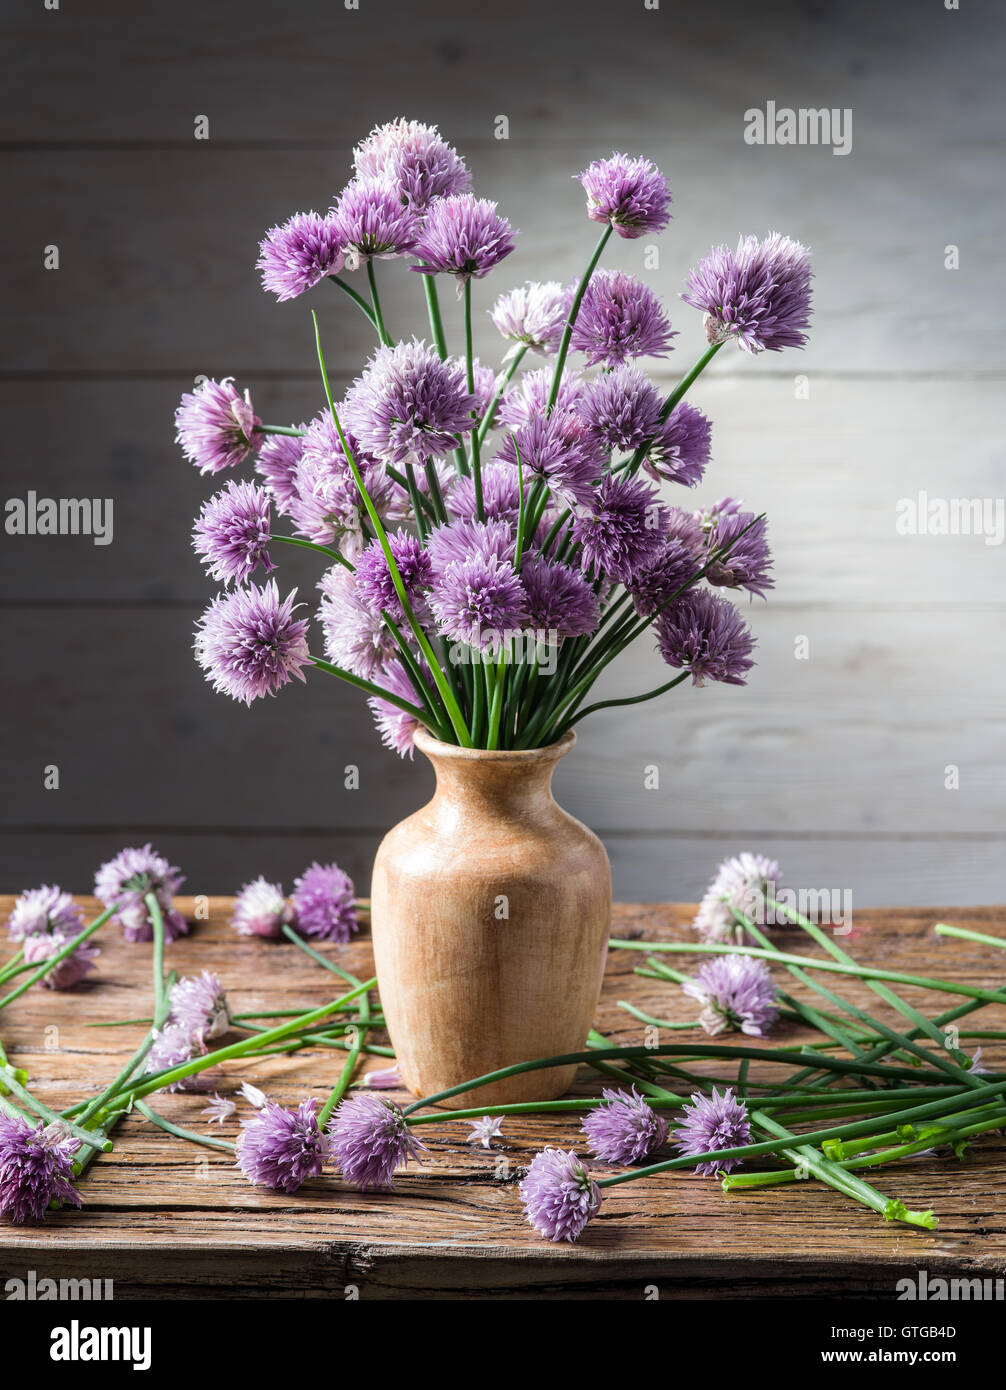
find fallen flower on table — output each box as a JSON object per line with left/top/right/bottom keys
{"left": 0, "top": 1115, "right": 81, "bottom": 1224}
{"left": 235, "top": 1097, "right": 326, "bottom": 1194}
{"left": 327, "top": 1093, "right": 424, "bottom": 1190}
{"left": 582, "top": 1087, "right": 667, "bottom": 1164}
{"left": 520, "top": 1148, "right": 601, "bottom": 1243}
{"left": 466, "top": 1115, "right": 505, "bottom": 1149}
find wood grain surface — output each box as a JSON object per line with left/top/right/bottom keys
{"left": 1, "top": 0, "right": 1004, "bottom": 907}
{"left": 1, "top": 896, "right": 1005, "bottom": 1299}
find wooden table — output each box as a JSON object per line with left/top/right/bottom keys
{"left": 2, "top": 898, "right": 1005, "bottom": 1300}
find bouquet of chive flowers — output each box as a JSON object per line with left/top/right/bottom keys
{"left": 174, "top": 118, "right": 812, "bottom": 752}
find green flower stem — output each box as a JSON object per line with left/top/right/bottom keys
{"left": 313, "top": 310, "right": 473, "bottom": 747}
{"left": 618, "top": 341, "right": 724, "bottom": 477}
{"left": 0, "top": 948, "right": 25, "bottom": 984}
{"left": 567, "top": 672, "right": 690, "bottom": 729}
{"left": 379, "top": 610, "right": 453, "bottom": 739}
{"left": 330, "top": 273, "right": 379, "bottom": 328}
{"left": 934, "top": 922, "right": 1006, "bottom": 949}
{"left": 366, "top": 260, "right": 392, "bottom": 345}
{"left": 422, "top": 273, "right": 449, "bottom": 359}
{"left": 310, "top": 656, "right": 429, "bottom": 723}
{"left": 74, "top": 900, "right": 175, "bottom": 1134}
{"left": 477, "top": 346, "right": 528, "bottom": 447}
{"left": 400, "top": 1042, "right": 978, "bottom": 1119}
{"left": 764, "top": 898, "right": 976, "bottom": 1075}
{"left": 134, "top": 1099, "right": 236, "bottom": 1153}
{"left": 0, "top": 904, "right": 117, "bottom": 1014}
{"left": 616, "top": 1002, "right": 704, "bottom": 1030}
{"left": 270, "top": 533, "right": 353, "bottom": 569}
{"left": 725, "top": 1109, "right": 1006, "bottom": 1190}
{"left": 486, "top": 649, "right": 507, "bottom": 750}
{"left": 83, "top": 980, "right": 376, "bottom": 1114}
{"left": 748, "top": 1110, "right": 936, "bottom": 1228}
{"left": 0, "top": 1068, "right": 112, "bottom": 1151}
{"left": 463, "top": 278, "right": 485, "bottom": 520}
{"left": 607, "top": 937, "right": 1006, "bottom": 1009}
{"left": 546, "top": 225, "right": 613, "bottom": 414}
{"left": 318, "top": 1024, "right": 366, "bottom": 1128}
{"left": 256, "top": 424, "right": 307, "bottom": 438}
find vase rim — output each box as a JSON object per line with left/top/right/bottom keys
{"left": 413, "top": 728, "right": 576, "bottom": 763}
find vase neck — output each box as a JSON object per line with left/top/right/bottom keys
{"left": 416, "top": 735, "right": 574, "bottom": 823}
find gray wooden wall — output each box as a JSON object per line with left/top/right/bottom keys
{"left": 1, "top": 0, "right": 1003, "bottom": 907}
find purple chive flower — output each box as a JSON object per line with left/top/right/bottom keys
{"left": 490, "top": 280, "right": 573, "bottom": 359}
{"left": 496, "top": 414, "right": 605, "bottom": 510}
{"left": 317, "top": 564, "right": 397, "bottom": 680}
{"left": 175, "top": 377, "right": 260, "bottom": 475}
{"left": 466, "top": 1116, "right": 505, "bottom": 1149}
{"left": 577, "top": 152, "right": 672, "bottom": 239}
{"left": 496, "top": 366, "right": 586, "bottom": 429}
{"left": 694, "top": 852, "right": 783, "bottom": 943}
{"left": 192, "top": 479, "right": 274, "bottom": 586}
{"left": 446, "top": 461, "right": 522, "bottom": 525}
{"left": 342, "top": 339, "right": 477, "bottom": 464}
{"left": 427, "top": 517, "right": 516, "bottom": 573}
{"left": 255, "top": 428, "right": 306, "bottom": 516}
{"left": 627, "top": 537, "right": 698, "bottom": 618}
{"left": 6, "top": 886, "right": 84, "bottom": 942}
{"left": 144, "top": 1023, "right": 217, "bottom": 1093}
{"left": 367, "top": 660, "right": 426, "bottom": 759}
{"left": 289, "top": 415, "right": 392, "bottom": 556}
{"left": 521, "top": 554, "right": 600, "bottom": 638}
{"left": 194, "top": 580, "right": 311, "bottom": 705}
{"left": 0, "top": 1116, "right": 80, "bottom": 1224}
{"left": 169, "top": 971, "right": 231, "bottom": 1042}
{"left": 572, "top": 473, "right": 668, "bottom": 583}
{"left": 230, "top": 876, "right": 292, "bottom": 939}
{"left": 673, "top": 1087, "right": 751, "bottom": 1175}
{"left": 665, "top": 506, "right": 707, "bottom": 556}
{"left": 291, "top": 862, "right": 357, "bottom": 944}
{"left": 201, "top": 1093, "right": 237, "bottom": 1125}
{"left": 257, "top": 211, "right": 346, "bottom": 300}
{"left": 577, "top": 365, "right": 664, "bottom": 454}
{"left": 236, "top": 1098, "right": 326, "bottom": 1193}
{"left": 430, "top": 553, "right": 529, "bottom": 650}
{"left": 362, "top": 1066, "right": 402, "bottom": 1090}
{"left": 327, "top": 1094, "right": 425, "bottom": 1190}
{"left": 682, "top": 233, "right": 813, "bottom": 354}
{"left": 354, "top": 527, "right": 433, "bottom": 624}
{"left": 655, "top": 589, "right": 756, "bottom": 686}
{"left": 470, "top": 358, "right": 499, "bottom": 422}
{"left": 411, "top": 193, "right": 516, "bottom": 286}
{"left": 353, "top": 118, "right": 471, "bottom": 207}
{"left": 641, "top": 402, "right": 712, "bottom": 488}
{"left": 570, "top": 270, "right": 676, "bottom": 367}
{"left": 583, "top": 1087, "right": 668, "bottom": 1164}
{"left": 700, "top": 500, "right": 774, "bottom": 598}
{"left": 681, "top": 955, "right": 780, "bottom": 1037}
{"left": 22, "top": 932, "right": 99, "bottom": 990}
{"left": 94, "top": 844, "right": 188, "bottom": 944}
{"left": 330, "top": 178, "right": 422, "bottom": 270}
{"left": 520, "top": 1148, "right": 601, "bottom": 1243}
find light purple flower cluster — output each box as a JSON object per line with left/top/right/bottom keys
{"left": 327, "top": 1094, "right": 424, "bottom": 1190}
{"left": 681, "top": 955, "right": 779, "bottom": 1037}
{"left": 169, "top": 971, "right": 231, "bottom": 1041}
{"left": 520, "top": 1148, "right": 602, "bottom": 1242}
{"left": 694, "top": 852, "right": 784, "bottom": 942}
{"left": 178, "top": 120, "right": 811, "bottom": 756}
{"left": 582, "top": 1088, "right": 668, "bottom": 1163}
{"left": 236, "top": 1098, "right": 327, "bottom": 1193}
{"left": 94, "top": 844, "right": 188, "bottom": 943}
{"left": 291, "top": 861, "right": 358, "bottom": 943}
{"left": 673, "top": 1087, "right": 752, "bottom": 1175}
{"left": 230, "top": 876, "right": 292, "bottom": 938}
{"left": 0, "top": 1116, "right": 81, "bottom": 1223}
{"left": 7, "top": 886, "right": 98, "bottom": 989}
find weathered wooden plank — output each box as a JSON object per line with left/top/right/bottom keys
{"left": 0, "top": 898, "right": 1005, "bottom": 1297}
{"left": 2, "top": 376, "right": 1003, "bottom": 605}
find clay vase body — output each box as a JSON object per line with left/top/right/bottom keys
{"left": 370, "top": 730, "right": 611, "bottom": 1109}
